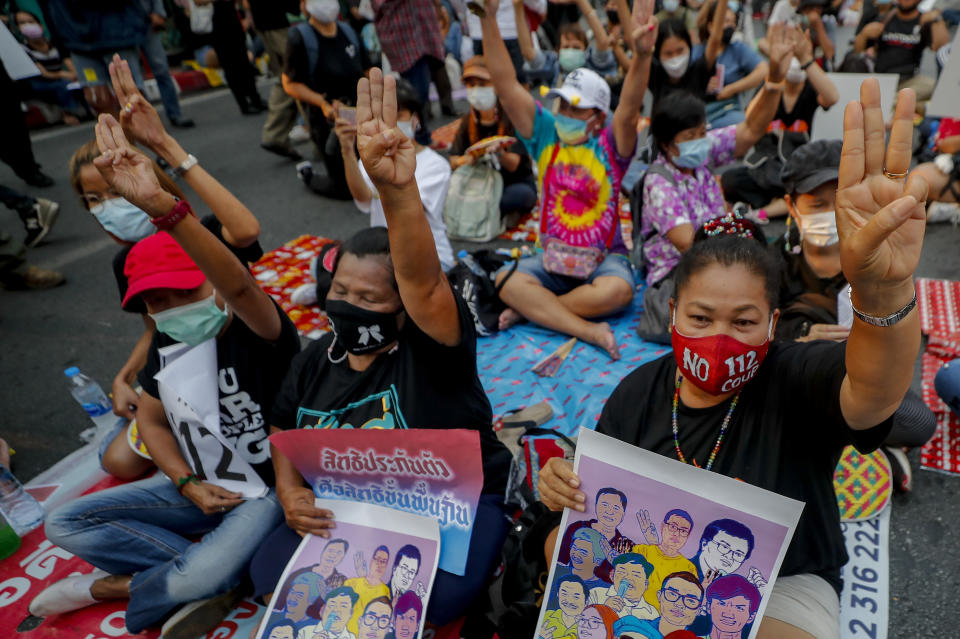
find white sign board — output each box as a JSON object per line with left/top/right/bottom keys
{"left": 926, "top": 29, "right": 960, "bottom": 119}
{"left": 0, "top": 21, "right": 39, "bottom": 80}
{"left": 812, "top": 73, "right": 901, "bottom": 142}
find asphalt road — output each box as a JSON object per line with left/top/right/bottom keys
{"left": 1, "top": 71, "right": 959, "bottom": 636}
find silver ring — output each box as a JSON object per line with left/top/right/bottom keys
{"left": 883, "top": 167, "right": 908, "bottom": 179}
{"left": 220, "top": 506, "right": 226, "bottom": 513}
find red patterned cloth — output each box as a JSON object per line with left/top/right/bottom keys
{"left": 916, "top": 277, "right": 960, "bottom": 337}
{"left": 373, "top": 0, "right": 444, "bottom": 73}
{"left": 919, "top": 330, "right": 960, "bottom": 474}
{"left": 251, "top": 235, "right": 334, "bottom": 339}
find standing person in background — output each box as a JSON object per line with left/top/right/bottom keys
{"left": 0, "top": 60, "right": 55, "bottom": 187}
{"left": 245, "top": 0, "right": 302, "bottom": 159}
{"left": 466, "top": 0, "right": 547, "bottom": 81}
{"left": 14, "top": 10, "right": 86, "bottom": 125}
{"left": 855, "top": 0, "right": 949, "bottom": 102}
{"left": 44, "top": 0, "right": 148, "bottom": 115}
{"left": 206, "top": 0, "right": 268, "bottom": 115}
{"left": 655, "top": 0, "right": 699, "bottom": 44}
{"left": 372, "top": 0, "right": 444, "bottom": 142}
{"left": 283, "top": 0, "right": 371, "bottom": 199}
{"left": 139, "top": 0, "right": 195, "bottom": 128}
{"left": 0, "top": 185, "right": 63, "bottom": 291}
{"left": 693, "top": 0, "right": 768, "bottom": 128}
{"left": 483, "top": 0, "right": 656, "bottom": 359}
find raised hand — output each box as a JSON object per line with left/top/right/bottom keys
{"left": 794, "top": 27, "right": 814, "bottom": 64}
{"left": 766, "top": 22, "right": 797, "bottom": 81}
{"left": 109, "top": 54, "right": 168, "bottom": 151}
{"left": 837, "top": 81, "right": 927, "bottom": 303}
{"left": 355, "top": 69, "right": 417, "bottom": 189}
{"left": 93, "top": 115, "right": 167, "bottom": 215}
{"left": 629, "top": 0, "right": 658, "bottom": 55}
{"left": 636, "top": 509, "right": 659, "bottom": 544}
{"left": 354, "top": 551, "right": 368, "bottom": 577}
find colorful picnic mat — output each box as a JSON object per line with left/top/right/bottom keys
{"left": 251, "top": 234, "right": 334, "bottom": 339}
{"left": 919, "top": 328, "right": 960, "bottom": 475}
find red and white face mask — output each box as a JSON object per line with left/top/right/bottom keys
{"left": 671, "top": 312, "right": 773, "bottom": 395}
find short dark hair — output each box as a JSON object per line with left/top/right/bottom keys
{"left": 706, "top": 574, "right": 762, "bottom": 615}
{"left": 363, "top": 595, "right": 393, "bottom": 616}
{"left": 392, "top": 544, "right": 421, "bottom": 576}
{"left": 393, "top": 590, "right": 423, "bottom": 621}
{"left": 699, "top": 518, "right": 755, "bottom": 561}
{"left": 655, "top": 17, "right": 693, "bottom": 60}
{"left": 395, "top": 77, "right": 423, "bottom": 116}
{"left": 663, "top": 509, "right": 694, "bottom": 529}
{"left": 324, "top": 538, "right": 349, "bottom": 553}
{"left": 595, "top": 487, "right": 628, "bottom": 509}
{"left": 334, "top": 227, "right": 396, "bottom": 290}
{"left": 556, "top": 573, "right": 588, "bottom": 597}
{"left": 611, "top": 552, "right": 655, "bottom": 577}
{"left": 267, "top": 620, "right": 298, "bottom": 636}
{"left": 559, "top": 23, "right": 588, "bottom": 47}
{"left": 661, "top": 571, "right": 705, "bottom": 599}
{"left": 650, "top": 91, "right": 706, "bottom": 158}
{"left": 673, "top": 236, "right": 780, "bottom": 310}
{"left": 326, "top": 585, "right": 360, "bottom": 606}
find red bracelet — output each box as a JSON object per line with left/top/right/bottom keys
{"left": 151, "top": 198, "right": 194, "bottom": 231}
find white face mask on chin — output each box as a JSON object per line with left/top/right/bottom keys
{"left": 799, "top": 210, "right": 839, "bottom": 247}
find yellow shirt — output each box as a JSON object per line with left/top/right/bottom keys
{"left": 344, "top": 577, "right": 390, "bottom": 635}
{"left": 631, "top": 543, "right": 697, "bottom": 610}
{"left": 540, "top": 609, "right": 578, "bottom": 639}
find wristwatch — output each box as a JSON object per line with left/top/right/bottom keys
{"left": 175, "top": 153, "right": 198, "bottom": 178}
{"left": 848, "top": 287, "right": 917, "bottom": 327}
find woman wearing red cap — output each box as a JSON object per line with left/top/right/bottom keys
{"left": 537, "top": 80, "right": 930, "bottom": 639}
{"left": 30, "top": 115, "right": 301, "bottom": 637}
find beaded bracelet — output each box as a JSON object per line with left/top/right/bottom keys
{"left": 176, "top": 473, "right": 201, "bottom": 494}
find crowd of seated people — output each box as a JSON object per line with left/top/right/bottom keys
{"left": 15, "top": 0, "right": 958, "bottom": 636}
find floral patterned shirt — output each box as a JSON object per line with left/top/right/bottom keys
{"left": 641, "top": 125, "right": 738, "bottom": 286}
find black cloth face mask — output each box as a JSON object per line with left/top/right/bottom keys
{"left": 722, "top": 26, "right": 736, "bottom": 45}
{"left": 326, "top": 299, "right": 403, "bottom": 354}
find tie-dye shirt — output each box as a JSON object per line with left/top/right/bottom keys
{"left": 641, "top": 124, "right": 738, "bottom": 286}
{"left": 519, "top": 103, "right": 632, "bottom": 255}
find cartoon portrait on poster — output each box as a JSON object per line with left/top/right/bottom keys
{"left": 537, "top": 430, "right": 803, "bottom": 639}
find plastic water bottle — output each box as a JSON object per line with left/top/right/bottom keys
{"left": 65, "top": 367, "right": 118, "bottom": 442}
{"left": 0, "top": 512, "right": 21, "bottom": 559}
{"left": 0, "top": 465, "right": 44, "bottom": 536}
{"left": 457, "top": 250, "right": 487, "bottom": 278}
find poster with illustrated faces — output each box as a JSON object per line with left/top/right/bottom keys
{"left": 537, "top": 430, "right": 803, "bottom": 639}
{"left": 255, "top": 499, "right": 440, "bottom": 639}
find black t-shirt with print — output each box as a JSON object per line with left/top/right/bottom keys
{"left": 648, "top": 55, "right": 716, "bottom": 104}
{"left": 875, "top": 13, "right": 932, "bottom": 77}
{"left": 771, "top": 81, "right": 821, "bottom": 132}
{"left": 773, "top": 238, "right": 848, "bottom": 340}
{"left": 271, "top": 287, "right": 511, "bottom": 494}
{"left": 283, "top": 23, "right": 370, "bottom": 128}
{"left": 138, "top": 303, "right": 302, "bottom": 486}
{"left": 113, "top": 215, "right": 264, "bottom": 315}
{"left": 596, "top": 341, "right": 892, "bottom": 594}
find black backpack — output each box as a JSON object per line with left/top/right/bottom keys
{"left": 446, "top": 250, "right": 518, "bottom": 337}
{"left": 484, "top": 502, "right": 563, "bottom": 639}
{"left": 627, "top": 163, "right": 677, "bottom": 271}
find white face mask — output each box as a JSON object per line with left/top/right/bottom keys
{"left": 397, "top": 117, "right": 416, "bottom": 139}
{"left": 466, "top": 86, "right": 497, "bottom": 111}
{"left": 662, "top": 53, "right": 690, "bottom": 79}
{"left": 306, "top": 0, "right": 339, "bottom": 23}
{"left": 799, "top": 210, "right": 839, "bottom": 247}
{"left": 785, "top": 57, "right": 806, "bottom": 84}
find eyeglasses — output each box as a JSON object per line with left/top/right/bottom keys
{"left": 662, "top": 587, "right": 702, "bottom": 610}
{"left": 361, "top": 613, "right": 391, "bottom": 629}
{"left": 372, "top": 556, "right": 389, "bottom": 566}
{"left": 577, "top": 616, "right": 603, "bottom": 630}
{"left": 712, "top": 539, "right": 747, "bottom": 562}
{"left": 396, "top": 565, "right": 417, "bottom": 579}
{"left": 665, "top": 522, "right": 691, "bottom": 537}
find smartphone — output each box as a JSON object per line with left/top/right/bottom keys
{"left": 339, "top": 106, "right": 357, "bottom": 125}
{"left": 710, "top": 63, "right": 725, "bottom": 94}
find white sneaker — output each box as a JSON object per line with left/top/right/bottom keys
{"left": 290, "top": 282, "right": 318, "bottom": 306}
{"left": 28, "top": 569, "right": 107, "bottom": 617}
{"left": 288, "top": 124, "right": 310, "bottom": 144}
{"left": 927, "top": 202, "right": 960, "bottom": 225}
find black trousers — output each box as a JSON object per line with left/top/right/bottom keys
{"left": 0, "top": 61, "right": 41, "bottom": 178}
{"left": 211, "top": 1, "right": 260, "bottom": 109}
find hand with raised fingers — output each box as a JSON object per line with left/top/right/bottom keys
{"left": 837, "top": 81, "right": 927, "bottom": 309}
{"left": 109, "top": 54, "right": 168, "bottom": 151}
{"left": 93, "top": 115, "right": 168, "bottom": 216}
{"left": 629, "top": 0, "right": 658, "bottom": 55}
{"left": 355, "top": 69, "right": 417, "bottom": 189}
{"left": 766, "top": 22, "right": 797, "bottom": 81}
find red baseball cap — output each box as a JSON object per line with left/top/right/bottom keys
{"left": 122, "top": 232, "right": 206, "bottom": 309}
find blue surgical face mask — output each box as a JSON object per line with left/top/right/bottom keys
{"left": 663, "top": 0, "right": 680, "bottom": 11}
{"left": 728, "top": 0, "right": 741, "bottom": 13}
{"left": 90, "top": 197, "right": 155, "bottom": 242}
{"left": 149, "top": 293, "right": 228, "bottom": 346}
{"left": 558, "top": 48, "right": 587, "bottom": 72}
{"left": 673, "top": 136, "right": 712, "bottom": 169}
{"left": 554, "top": 112, "right": 592, "bottom": 145}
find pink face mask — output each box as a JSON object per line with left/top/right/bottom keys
{"left": 20, "top": 23, "right": 44, "bottom": 39}
{"left": 671, "top": 312, "right": 773, "bottom": 395}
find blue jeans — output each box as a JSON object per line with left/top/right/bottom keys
{"left": 500, "top": 179, "right": 538, "bottom": 216}
{"left": 45, "top": 473, "right": 282, "bottom": 633}
{"left": 141, "top": 29, "right": 183, "bottom": 120}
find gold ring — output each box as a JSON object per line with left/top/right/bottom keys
{"left": 123, "top": 102, "right": 133, "bottom": 113}
{"left": 883, "top": 168, "right": 908, "bottom": 179}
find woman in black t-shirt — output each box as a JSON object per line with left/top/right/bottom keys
{"left": 647, "top": 9, "right": 723, "bottom": 105}
{"left": 248, "top": 70, "right": 513, "bottom": 628}
{"left": 68, "top": 57, "right": 265, "bottom": 479}
{"left": 538, "top": 80, "right": 928, "bottom": 638}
